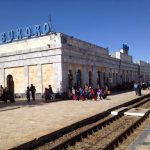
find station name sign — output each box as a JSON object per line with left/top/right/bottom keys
{"left": 0, "top": 22, "right": 51, "bottom": 44}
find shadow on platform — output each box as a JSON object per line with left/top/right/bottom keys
{"left": 0, "top": 98, "right": 66, "bottom": 111}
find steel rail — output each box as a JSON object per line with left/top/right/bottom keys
{"left": 44, "top": 98, "right": 150, "bottom": 150}
{"left": 12, "top": 95, "right": 150, "bottom": 150}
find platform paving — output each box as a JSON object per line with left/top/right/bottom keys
{"left": 0, "top": 90, "right": 150, "bottom": 149}
{"left": 127, "top": 124, "right": 150, "bottom": 150}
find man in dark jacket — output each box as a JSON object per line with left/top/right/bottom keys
{"left": 30, "top": 84, "right": 36, "bottom": 101}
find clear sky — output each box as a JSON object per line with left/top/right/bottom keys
{"left": 0, "top": 0, "right": 150, "bottom": 62}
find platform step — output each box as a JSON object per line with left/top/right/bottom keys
{"left": 124, "top": 108, "right": 150, "bottom": 117}
{"left": 111, "top": 107, "right": 128, "bottom": 115}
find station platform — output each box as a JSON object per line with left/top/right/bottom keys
{"left": 127, "top": 124, "right": 150, "bottom": 150}
{"left": 127, "top": 122, "right": 150, "bottom": 150}
{"left": 0, "top": 90, "right": 150, "bottom": 149}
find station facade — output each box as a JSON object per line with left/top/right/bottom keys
{"left": 0, "top": 32, "right": 150, "bottom": 97}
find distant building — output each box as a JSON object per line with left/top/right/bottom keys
{"left": 0, "top": 32, "right": 149, "bottom": 97}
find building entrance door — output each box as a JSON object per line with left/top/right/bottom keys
{"left": 7, "top": 74, "right": 15, "bottom": 102}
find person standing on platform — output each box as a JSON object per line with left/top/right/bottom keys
{"left": 134, "top": 82, "right": 138, "bottom": 95}
{"left": 0, "top": 85, "right": 4, "bottom": 100}
{"left": 97, "top": 87, "right": 103, "bottom": 100}
{"left": 137, "top": 82, "right": 142, "bottom": 96}
{"left": 3, "top": 87, "right": 9, "bottom": 103}
{"left": 26, "top": 86, "right": 30, "bottom": 102}
{"left": 48, "top": 85, "right": 54, "bottom": 100}
{"left": 30, "top": 84, "right": 36, "bottom": 101}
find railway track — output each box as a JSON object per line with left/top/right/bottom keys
{"left": 67, "top": 115, "right": 148, "bottom": 150}
{"left": 34, "top": 97, "right": 150, "bottom": 150}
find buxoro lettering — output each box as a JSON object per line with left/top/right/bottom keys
{"left": 0, "top": 23, "right": 51, "bottom": 44}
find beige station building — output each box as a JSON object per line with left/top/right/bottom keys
{"left": 0, "top": 31, "right": 150, "bottom": 97}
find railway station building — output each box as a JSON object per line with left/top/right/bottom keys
{"left": 0, "top": 23, "right": 150, "bottom": 97}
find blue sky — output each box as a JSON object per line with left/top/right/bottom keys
{"left": 0, "top": 0, "right": 150, "bottom": 62}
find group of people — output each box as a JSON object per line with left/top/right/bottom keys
{"left": 44, "top": 85, "right": 54, "bottom": 102}
{"left": 0, "top": 85, "right": 15, "bottom": 103}
{"left": 134, "top": 81, "right": 150, "bottom": 96}
{"left": 26, "top": 84, "right": 36, "bottom": 102}
{"left": 2, "top": 80, "right": 147, "bottom": 103}
{"left": 26, "top": 84, "right": 54, "bottom": 102}
{"left": 1, "top": 83, "right": 53, "bottom": 103}
{"left": 69, "top": 83, "right": 109, "bottom": 101}
{"left": 141, "top": 82, "right": 150, "bottom": 90}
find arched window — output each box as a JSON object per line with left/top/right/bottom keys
{"left": 126, "top": 71, "right": 129, "bottom": 82}
{"left": 89, "top": 71, "right": 92, "bottom": 86}
{"left": 7, "top": 74, "right": 13, "bottom": 90}
{"left": 97, "top": 71, "right": 101, "bottom": 86}
{"left": 109, "top": 72, "right": 112, "bottom": 78}
{"left": 116, "top": 73, "right": 118, "bottom": 83}
{"left": 103, "top": 72, "right": 106, "bottom": 84}
{"left": 68, "top": 70, "right": 73, "bottom": 90}
{"left": 113, "top": 73, "right": 115, "bottom": 83}
{"left": 76, "top": 70, "right": 82, "bottom": 87}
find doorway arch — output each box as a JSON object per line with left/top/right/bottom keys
{"left": 6, "top": 74, "right": 15, "bottom": 102}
